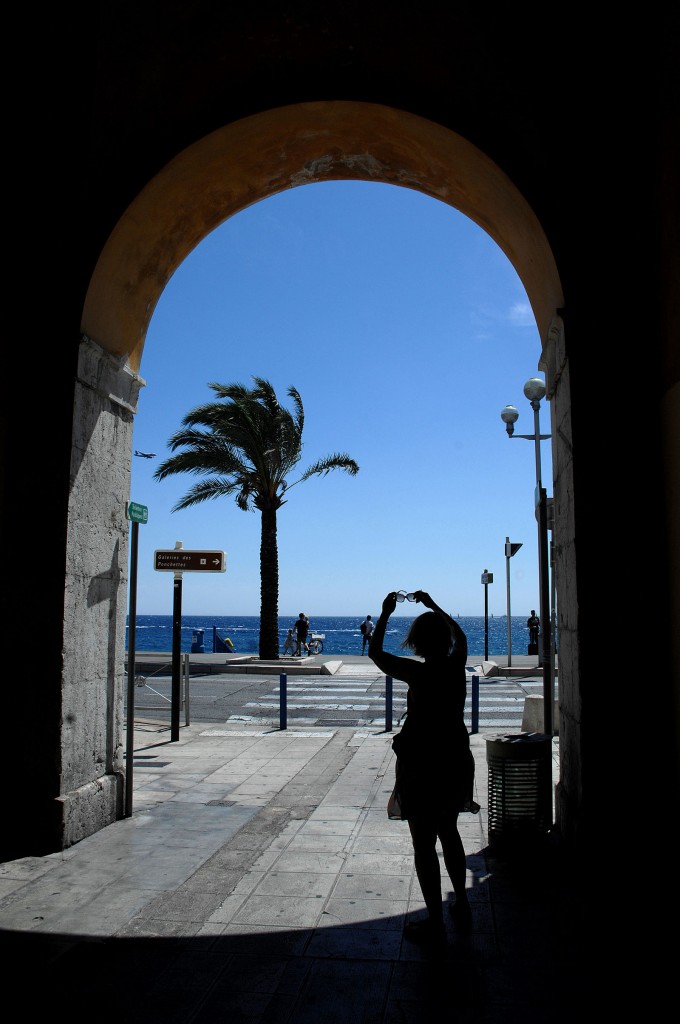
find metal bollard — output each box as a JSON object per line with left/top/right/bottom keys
{"left": 183, "top": 653, "right": 190, "bottom": 726}
{"left": 279, "top": 673, "right": 287, "bottom": 730}
{"left": 385, "top": 675, "right": 393, "bottom": 732}
{"left": 471, "top": 674, "right": 479, "bottom": 734}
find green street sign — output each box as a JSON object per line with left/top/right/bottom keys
{"left": 127, "top": 502, "right": 148, "bottom": 524}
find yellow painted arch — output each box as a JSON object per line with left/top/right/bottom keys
{"left": 82, "top": 101, "right": 563, "bottom": 373}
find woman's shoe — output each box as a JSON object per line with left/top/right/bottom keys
{"left": 403, "top": 918, "right": 447, "bottom": 947}
{"left": 448, "top": 901, "right": 473, "bottom": 932}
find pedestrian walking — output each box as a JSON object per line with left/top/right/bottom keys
{"left": 369, "top": 589, "right": 478, "bottom": 950}
{"left": 282, "top": 628, "right": 295, "bottom": 655}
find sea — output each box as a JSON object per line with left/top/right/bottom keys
{"left": 126, "top": 615, "right": 551, "bottom": 659}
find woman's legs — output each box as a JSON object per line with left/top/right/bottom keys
{"left": 407, "top": 817, "right": 444, "bottom": 926}
{"left": 438, "top": 813, "right": 470, "bottom": 908}
{"left": 409, "top": 814, "right": 469, "bottom": 910}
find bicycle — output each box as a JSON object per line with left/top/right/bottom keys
{"left": 306, "top": 633, "right": 325, "bottom": 655}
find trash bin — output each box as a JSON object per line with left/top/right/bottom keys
{"left": 191, "top": 628, "right": 205, "bottom": 654}
{"left": 486, "top": 732, "right": 553, "bottom": 841}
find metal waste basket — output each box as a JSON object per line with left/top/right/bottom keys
{"left": 486, "top": 732, "right": 553, "bottom": 841}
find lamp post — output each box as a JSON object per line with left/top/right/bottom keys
{"left": 500, "top": 378, "right": 554, "bottom": 735}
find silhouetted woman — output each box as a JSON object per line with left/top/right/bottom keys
{"left": 369, "top": 590, "right": 475, "bottom": 947}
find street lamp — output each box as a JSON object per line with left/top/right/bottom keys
{"left": 500, "top": 378, "right": 551, "bottom": 484}
{"left": 500, "top": 378, "right": 555, "bottom": 736}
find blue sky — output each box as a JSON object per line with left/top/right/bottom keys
{"left": 129, "top": 180, "right": 551, "bottom": 618}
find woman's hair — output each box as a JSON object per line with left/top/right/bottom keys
{"left": 400, "top": 611, "right": 453, "bottom": 658}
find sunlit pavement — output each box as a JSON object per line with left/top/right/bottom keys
{"left": 0, "top": 681, "right": 587, "bottom": 1024}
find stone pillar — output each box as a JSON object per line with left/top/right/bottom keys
{"left": 56, "top": 336, "right": 145, "bottom": 847}
{"left": 540, "top": 314, "right": 582, "bottom": 843}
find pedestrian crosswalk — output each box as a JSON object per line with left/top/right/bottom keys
{"left": 238, "top": 668, "right": 546, "bottom": 731}
{"left": 130, "top": 659, "right": 552, "bottom": 732}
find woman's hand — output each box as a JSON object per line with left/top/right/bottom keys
{"left": 381, "top": 592, "right": 398, "bottom": 616}
{"left": 413, "top": 590, "right": 434, "bottom": 609}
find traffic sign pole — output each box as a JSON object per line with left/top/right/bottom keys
{"left": 505, "top": 539, "right": 523, "bottom": 667}
{"left": 125, "top": 519, "right": 139, "bottom": 816}
{"left": 125, "top": 501, "right": 148, "bottom": 815}
{"left": 481, "top": 569, "right": 493, "bottom": 661}
{"left": 484, "top": 574, "right": 489, "bottom": 661}
{"left": 153, "top": 543, "right": 226, "bottom": 740}
{"left": 172, "top": 575, "right": 182, "bottom": 741}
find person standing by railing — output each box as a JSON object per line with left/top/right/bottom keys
{"left": 360, "top": 614, "right": 374, "bottom": 655}
{"left": 527, "top": 609, "right": 540, "bottom": 654}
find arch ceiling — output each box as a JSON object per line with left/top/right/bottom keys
{"left": 82, "top": 101, "right": 563, "bottom": 373}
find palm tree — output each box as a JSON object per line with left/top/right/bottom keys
{"left": 153, "top": 377, "right": 359, "bottom": 658}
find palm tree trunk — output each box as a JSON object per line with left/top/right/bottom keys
{"left": 259, "top": 506, "right": 279, "bottom": 658}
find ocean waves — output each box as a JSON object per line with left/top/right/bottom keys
{"left": 126, "top": 614, "right": 546, "bottom": 658}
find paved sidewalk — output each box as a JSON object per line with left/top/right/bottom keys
{"left": 0, "top": 704, "right": 592, "bottom": 1023}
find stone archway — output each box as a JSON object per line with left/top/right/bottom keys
{"left": 83, "top": 101, "right": 563, "bottom": 365}
{"left": 67, "top": 101, "right": 574, "bottom": 848}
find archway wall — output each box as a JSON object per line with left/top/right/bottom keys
{"left": 540, "top": 316, "right": 581, "bottom": 837}
{"left": 66, "top": 101, "right": 576, "bottom": 850}
{"left": 58, "top": 338, "right": 145, "bottom": 845}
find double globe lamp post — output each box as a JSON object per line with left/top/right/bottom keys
{"left": 500, "top": 378, "right": 555, "bottom": 736}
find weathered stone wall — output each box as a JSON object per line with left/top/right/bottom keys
{"left": 540, "top": 315, "right": 582, "bottom": 841}
{"left": 57, "top": 337, "right": 145, "bottom": 846}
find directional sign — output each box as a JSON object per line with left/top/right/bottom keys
{"left": 154, "top": 550, "right": 226, "bottom": 573}
{"left": 126, "top": 502, "right": 148, "bottom": 524}
{"left": 505, "top": 542, "right": 522, "bottom": 557}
